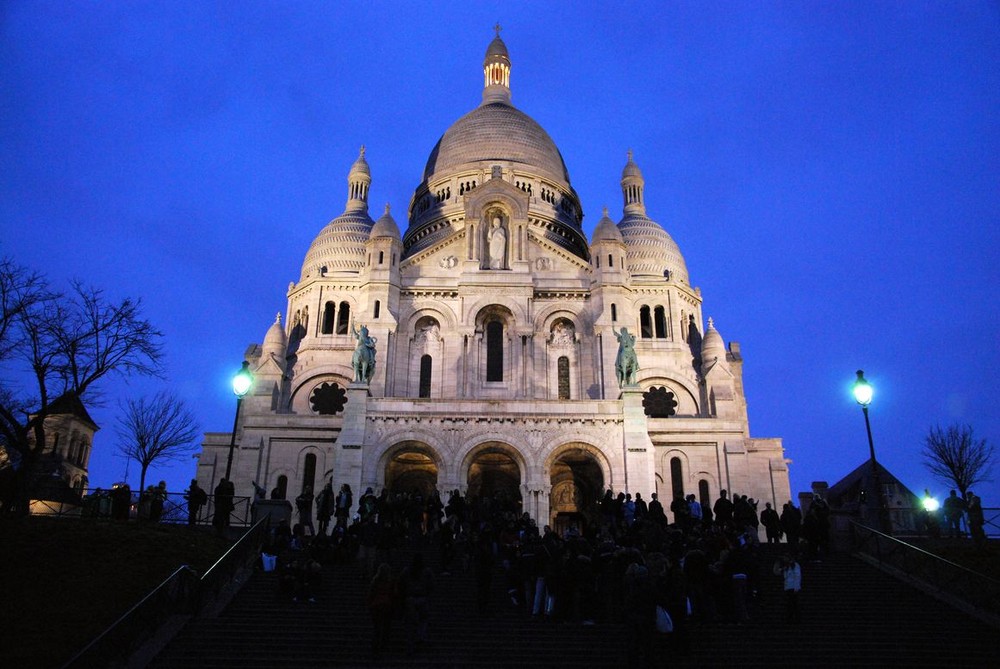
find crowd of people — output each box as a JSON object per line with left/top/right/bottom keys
{"left": 258, "top": 485, "right": 825, "bottom": 662}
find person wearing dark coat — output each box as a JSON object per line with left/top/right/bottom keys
{"left": 761, "top": 502, "right": 782, "bottom": 544}
{"left": 647, "top": 493, "right": 667, "bottom": 527}
{"left": 213, "top": 478, "right": 234, "bottom": 534}
{"left": 781, "top": 501, "right": 802, "bottom": 549}
{"left": 714, "top": 489, "right": 734, "bottom": 528}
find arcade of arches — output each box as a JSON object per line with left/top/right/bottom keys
{"left": 383, "top": 441, "right": 606, "bottom": 530}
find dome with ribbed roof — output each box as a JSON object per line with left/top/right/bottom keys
{"left": 616, "top": 151, "right": 689, "bottom": 283}
{"left": 301, "top": 147, "right": 375, "bottom": 280}
{"left": 301, "top": 210, "right": 374, "bottom": 279}
{"left": 619, "top": 213, "right": 689, "bottom": 282}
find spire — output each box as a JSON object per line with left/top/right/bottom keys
{"left": 482, "top": 26, "right": 511, "bottom": 105}
{"left": 621, "top": 149, "right": 646, "bottom": 216}
{"left": 345, "top": 145, "right": 371, "bottom": 213}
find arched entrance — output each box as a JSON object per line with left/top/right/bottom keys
{"left": 549, "top": 447, "right": 604, "bottom": 535}
{"left": 384, "top": 442, "right": 439, "bottom": 498}
{"left": 466, "top": 444, "right": 522, "bottom": 516}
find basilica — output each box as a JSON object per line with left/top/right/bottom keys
{"left": 196, "top": 33, "right": 791, "bottom": 530}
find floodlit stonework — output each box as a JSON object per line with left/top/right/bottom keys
{"left": 196, "top": 33, "right": 790, "bottom": 529}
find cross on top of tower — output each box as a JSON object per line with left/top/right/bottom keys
{"left": 494, "top": 22, "right": 502, "bottom": 37}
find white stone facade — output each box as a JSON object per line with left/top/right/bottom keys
{"left": 196, "top": 34, "right": 790, "bottom": 529}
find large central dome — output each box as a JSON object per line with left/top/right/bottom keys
{"left": 422, "top": 102, "right": 571, "bottom": 186}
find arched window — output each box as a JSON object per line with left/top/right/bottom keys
{"left": 670, "top": 457, "right": 684, "bottom": 501}
{"left": 419, "top": 355, "right": 432, "bottom": 398}
{"left": 611, "top": 303, "right": 617, "bottom": 322}
{"left": 373, "top": 300, "right": 381, "bottom": 319}
{"left": 557, "top": 356, "right": 570, "bottom": 399}
{"left": 486, "top": 321, "right": 504, "bottom": 382}
{"left": 321, "top": 301, "right": 335, "bottom": 334}
{"left": 654, "top": 306, "right": 667, "bottom": 339}
{"left": 639, "top": 306, "right": 653, "bottom": 338}
{"left": 698, "top": 479, "right": 711, "bottom": 508}
{"left": 378, "top": 250, "right": 384, "bottom": 265}
{"left": 608, "top": 253, "right": 613, "bottom": 268}
{"left": 276, "top": 475, "right": 288, "bottom": 500}
{"left": 303, "top": 454, "right": 317, "bottom": 494}
{"left": 336, "top": 302, "right": 350, "bottom": 335}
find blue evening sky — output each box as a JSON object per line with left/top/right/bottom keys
{"left": 2, "top": 2, "right": 998, "bottom": 504}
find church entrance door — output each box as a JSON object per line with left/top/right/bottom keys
{"left": 384, "top": 444, "right": 438, "bottom": 498}
{"left": 550, "top": 448, "right": 604, "bottom": 535}
{"left": 466, "top": 445, "right": 522, "bottom": 516}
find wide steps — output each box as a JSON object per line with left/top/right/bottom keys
{"left": 151, "top": 541, "right": 999, "bottom": 668}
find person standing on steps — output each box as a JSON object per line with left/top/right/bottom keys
{"left": 368, "top": 562, "right": 396, "bottom": 659}
{"left": 315, "top": 481, "right": 334, "bottom": 536}
{"left": 400, "top": 552, "right": 434, "bottom": 653}
{"left": 184, "top": 479, "right": 207, "bottom": 526}
{"left": 761, "top": 502, "right": 782, "bottom": 544}
{"left": 773, "top": 553, "right": 802, "bottom": 623}
{"left": 296, "top": 485, "right": 315, "bottom": 536}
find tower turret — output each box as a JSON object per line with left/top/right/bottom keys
{"left": 482, "top": 24, "right": 512, "bottom": 105}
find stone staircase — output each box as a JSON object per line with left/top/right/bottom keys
{"left": 149, "top": 540, "right": 999, "bottom": 668}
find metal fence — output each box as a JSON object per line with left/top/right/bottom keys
{"left": 31, "top": 488, "right": 253, "bottom": 527}
{"left": 848, "top": 520, "right": 1000, "bottom": 627}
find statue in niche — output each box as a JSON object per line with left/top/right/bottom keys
{"left": 415, "top": 321, "right": 440, "bottom": 344}
{"left": 551, "top": 320, "right": 574, "bottom": 346}
{"left": 486, "top": 214, "right": 507, "bottom": 269}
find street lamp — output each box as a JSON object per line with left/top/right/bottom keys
{"left": 224, "top": 361, "right": 254, "bottom": 480}
{"left": 852, "top": 369, "right": 891, "bottom": 535}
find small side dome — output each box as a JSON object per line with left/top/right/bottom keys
{"left": 370, "top": 203, "right": 401, "bottom": 240}
{"left": 592, "top": 206, "right": 624, "bottom": 244}
{"left": 700, "top": 317, "right": 730, "bottom": 374}
{"left": 262, "top": 313, "right": 287, "bottom": 360}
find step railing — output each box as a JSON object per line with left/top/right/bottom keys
{"left": 59, "top": 565, "right": 199, "bottom": 669}
{"left": 848, "top": 520, "right": 1000, "bottom": 626}
{"left": 60, "top": 518, "right": 269, "bottom": 668}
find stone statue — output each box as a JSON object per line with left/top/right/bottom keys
{"left": 487, "top": 216, "right": 507, "bottom": 269}
{"left": 351, "top": 323, "right": 377, "bottom": 384}
{"left": 613, "top": 326, "right": 639, "bottom": 387}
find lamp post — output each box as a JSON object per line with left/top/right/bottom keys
{"left": 224, "top": 361, "right": 254, "bottom": 480}
{"left": 852, "top": 369, "right": 891, "bottom": 535}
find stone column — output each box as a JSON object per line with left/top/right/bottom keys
{"left": 336, "top": 383, "right": 370, "bottom": 501}
{"left": 620, "top": 386, "right": 656, "bottom": 498}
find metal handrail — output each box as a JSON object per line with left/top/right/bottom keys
{"left": 60, "top": 519, "right": 269, "bottom": 668}
{"left": 197, "top": 517, "right": 270, "bottom": 610}
{"left": 60, "top": 565, "right": 199, "bottom": 668}
{"left": 849, "top": 520, "right": 1000, "bottom": 625}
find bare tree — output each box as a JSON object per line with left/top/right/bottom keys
{"left": 922, "top": 424, "right": 995, "bottom": 497}
{"left": 116, "top": 392, "right": 199, "bottom": 494}
{"left": 0, "top": 257, "right": 163, "bottom": 513}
